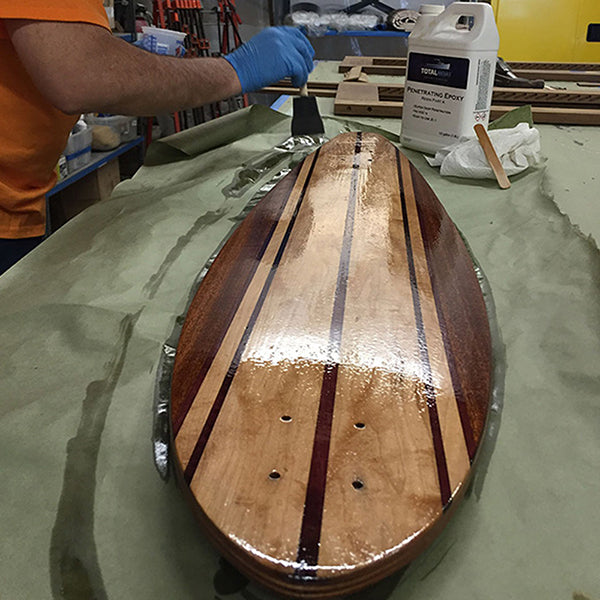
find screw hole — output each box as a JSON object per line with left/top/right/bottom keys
{"left": 269, "top": 471, "right": 281, "bottom": 480}
{"left": 280, "top": 415, "right": 292, "bottom": 423}
{"left": 354, "top": 422, "right": 366, "bottom": 429}
{"left": 352, "top": 480, "right": 364, "bottom": 490}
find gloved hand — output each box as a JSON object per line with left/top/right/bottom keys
{"left": 224, "top": 27, "right": 315, "bottom": 93}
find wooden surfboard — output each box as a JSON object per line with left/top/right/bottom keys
{"left": 170, "top": 132, "right": 492, "bottom": 598}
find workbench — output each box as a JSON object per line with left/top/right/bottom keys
{"left": 0, "top": 62, "right": 599, "bottom": 600}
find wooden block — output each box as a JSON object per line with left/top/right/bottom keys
{"left": 50, "top": 158, "right": 121, "bottom": 227}
{"left": 334, "top": 82, "right": 401, "bottom": 117}
{"left": 343, "top": 66, "right": 369, "bottom": 83}
{"left": 170, "top": 132, "right": 492, "bottom": 599}
{"left": 95, "top": 159, "right": 121, "bottom": 200}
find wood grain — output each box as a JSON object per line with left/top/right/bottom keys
{"left": 170, "top": 133, "right": 492, "bottom": 598}
{"left": 332, "top": 82, "right": 600, "bottom": 125}
{"left": 338, "top": 56, "right": 600, "bottom": 83}
{"left": 264, "top": 80, "right": 600, "bottom": 109}
{"left": 474, "top": 124, "right": 511, "bottom": 190}
{"left": 340, "top": 57, "right": 600, "bottom": 72}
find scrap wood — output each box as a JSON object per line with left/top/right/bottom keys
{"left": 343, "top": 66, "right": 370, "bottom": 83}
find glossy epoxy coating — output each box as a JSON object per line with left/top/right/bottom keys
{"left": 170, "top": 133, "right": 492, "bottom": 598}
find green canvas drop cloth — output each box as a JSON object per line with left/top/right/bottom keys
{"left": 0, "top": 102, "right": 598, "bottom": 600}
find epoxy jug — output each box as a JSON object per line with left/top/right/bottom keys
{"left": 400, "top": 2, "right": 500, "bottom": 153}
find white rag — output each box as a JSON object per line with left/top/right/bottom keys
{"left": 425, "top": 122, "right": 542, "bottom": 179}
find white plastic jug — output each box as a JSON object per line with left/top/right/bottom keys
{"left": 400, "top": 2, "right": 500, "bottom": 154}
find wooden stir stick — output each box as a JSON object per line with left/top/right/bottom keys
{"left": 474, "top": 124, "right": 511, "bottom": 189}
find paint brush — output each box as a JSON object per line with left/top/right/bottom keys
{"left": 291, "top": 84, "right": 324, "bottom": 136}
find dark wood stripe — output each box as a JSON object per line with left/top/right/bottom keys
{"left": 172, "top": 168, "right": 302, "bottom": 436}
{"left": 182, "top": 149, "right": 321, "bottom": 484}
{"left": 408, "top": 162, "right": 491, "bottom": 455}
{"left": 411, "top": 163, "right": 477, "bottom": 461}
{"left": 396, "top": 150, "right": 452, "bottom": 506}
{"left": 295, "top": 133, "right": 363, "bottom": 575}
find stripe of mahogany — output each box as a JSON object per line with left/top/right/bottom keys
{"left": 171, "top": 163, "right": 303, "bottom": 436}
{"left": 397, "top": 149, "right": 452, "bottom": 507}
{"left": 409, "top": 163, "right": 492, "bottom": 457}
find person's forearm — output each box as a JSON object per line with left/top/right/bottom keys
{"left": 7, "top": 21, "right": 242, "bottom": 116}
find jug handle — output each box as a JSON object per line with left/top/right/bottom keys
{"left": 435, "top": 2, "right": 494, "bottom": 37}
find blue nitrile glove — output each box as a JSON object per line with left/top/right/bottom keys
{"left": 224, "top": 27, "right": 315, "bottom": 93}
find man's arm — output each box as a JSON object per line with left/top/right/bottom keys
{"left": 5, "top": 21, "right": 313, "bottom": 116}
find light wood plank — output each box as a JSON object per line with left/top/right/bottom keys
{"left": 190, "top": 136, "right": 360, "bottom": 571}
{"left": 318, "top": 134, "right": 443, "bottom": 574}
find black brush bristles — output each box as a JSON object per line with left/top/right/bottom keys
{"left": 291, "top": 95, "right": 325, "bottom": 136}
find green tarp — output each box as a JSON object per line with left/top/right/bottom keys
{"left": 1, "top": 102, "right": 598, "bottom": 600}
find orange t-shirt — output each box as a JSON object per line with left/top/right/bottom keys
{"left": 0, "top": 1, "right": 110, "bottom": 238}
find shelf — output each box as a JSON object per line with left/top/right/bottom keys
{"left": 48, "top": 136, "right": 145, "bottom": 197}
{"left": 321, "top": 29, "right": 410, "bottom": 37}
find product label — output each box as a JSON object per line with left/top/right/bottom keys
{"left": 402, "top": 50, "right": 496, "bottom": 150}
{"left": 406, "top": 52, "right": 470, "bottom": 89}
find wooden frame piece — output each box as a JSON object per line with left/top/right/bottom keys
{"left": 263, "top": 81, "right": 600, "bottom": 109}
{"left": 333, "top": 82, "right": 600, "bottom": 125}
{"left": 262, "top": 81, "right": 338, "bottom": 98}
{"left": 260, "top": 80, "right": 600, "bottom": 125}
{"left": 338, "top": 56, "right": 600, "bottom": 84}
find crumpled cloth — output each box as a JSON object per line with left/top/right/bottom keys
{"left": 425, "top": 122, "right": 542, "bottom": 178}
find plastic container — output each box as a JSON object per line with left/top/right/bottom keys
{"left": 56, "top": 155, "right": 69, "bottom": 181}
{"left": 85, "top": 114, "right": 123, "bottom": 142}
{"left": 120, "top": 117, "right": 138, "bottom": 142}
{"left": 64, "top": 126, "right": 93, "bottom": 173}
{"left": 84, "top": 114, "right": 138, "bottom": 149}
{"left": 400, "top": 2, "right": 500, "bottom": 154}
{"left": 141, "top": 26, "right": 186, "bottom": 56}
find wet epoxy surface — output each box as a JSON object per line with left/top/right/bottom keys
{"left": 170, "top": 132, "right": 492, "bottom": 598}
